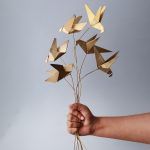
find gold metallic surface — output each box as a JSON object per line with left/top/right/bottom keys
{"left": 76, "top": 34, "right": 111, "bottom": 54}
{"left": 85, "top": 4, "right": 106, "bottom": 33}
{"left": 45, "top": 64, "right": 74, "bottom": 82}
{"left": 59, "top": 15, "right": 87, "bottom": 34}
{"left": 45, "top": 38, "right": 69, "bottom": 62}
{"left": 94, "top": 48, "right": 119, "bottom": 77}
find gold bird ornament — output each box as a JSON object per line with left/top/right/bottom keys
{"left": 45, "top": 64, "right": 74, "bottom": 83}
{"left": 85, "top": 4, "right": 106, "bottom": 33}
{"left": 59, "top": 15, "right": 87, "bottom": 34}
{"left": 95, "top": 49, "right": 119, "bottom": 77}
{"left": 45, "top": 38, "right": 69, "bottom": 62}
{"left": 76, "top": 34, "right": 112, "bottom": 54}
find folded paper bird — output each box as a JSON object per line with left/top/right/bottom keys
{"left": 85, "top": 4, "right": 106, "bottom": 33}
{"left": 94, "top": 49, "right": 119, "bottom": 77}
{"left": 76, "top": 34, "right": 111, "bottom": 54}
{"left": 45, "top": 38, "right": 69, "bottom": 62}
{"left": 45, "top": 64, "right": 74, "bottom": 82}
{"left": 59, "top": 15, "right": 87, "bottom": 34}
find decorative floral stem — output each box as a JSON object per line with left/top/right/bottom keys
{"left": 78, "top": 27, "right": 90, "bottom": 40}
{"left": 73, "top": 33, "right": 80, "bottom": 102}
{"left": 81, "top": 68, "right": 99, "bottom": 80}
{"left": 64, "top": 78, "right": 74, "bottom": 90}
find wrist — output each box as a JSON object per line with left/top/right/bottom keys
{"left": 90, "top": 116, "right": 101, "bottom": 136}
{"left": 90, "top": 116, "right": 104, "bottom": 136}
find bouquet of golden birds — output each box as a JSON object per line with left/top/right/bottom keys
{"left": 45, "top": 3, "right": 119, "bottom": 150}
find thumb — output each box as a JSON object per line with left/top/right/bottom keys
{"left": 76, "top": 103, "right": 92, "bottom": 118}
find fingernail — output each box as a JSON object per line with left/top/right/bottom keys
{"left": 81, "top": 116, "right": 84, "bottom": 120}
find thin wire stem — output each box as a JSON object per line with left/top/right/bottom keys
{"left": 73, "top": 27, "right": 91, "bottom": 150}
{"left": 78, "top": 54, "right": 87, "bottom": 98}
{"left": 60, "top": 58, "right": 77, "bottom": 98}
{"left": 74, "top": 134, "right": 77, "bottom": 150}
{"left": 73, "top": 33, "right": 80, "bottom": 102}
{"left": 78, "top": 27, "right": 90, "bottom": 40}
{"left": 76, "top": 27, "right": 90, "bottom": 100}
{"left": 77, "top": 135, "right": 87, "bottom": 150}
{"left": 75, "top": 68, "right": 99, "bottom": 97}
{"left": 64, "top": 78, "right": 74, "bottom": 90}
{"left": 60, "top": 58, "right": 74, "bottom": 87}
{"left": 70, "top": 74, "right": 77, "bottom": 100}
{"left": 77, "top": 135, "right": 83, "bottom": 150}
{"left": 81, "top": 68, "right": 99, "bottom": 80}
{"left": 80, "top": 54, "right": 87, "bottom": 74}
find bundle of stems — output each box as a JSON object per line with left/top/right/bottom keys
{"left": 45, "top": 4, "right": 118, "bottom": 150}
{"left": 64, "top": 27, "right": 99, "bottom": 103}
{"left": 63, "top": 28, "right": 98, "bottom": 150}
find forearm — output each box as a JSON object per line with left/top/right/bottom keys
{"left": 92, "top": 113, "right": 150, "bottom": 144}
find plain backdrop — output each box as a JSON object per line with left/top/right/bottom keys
{"left": 0, "top": 0, "right": 150, "bottom": 150}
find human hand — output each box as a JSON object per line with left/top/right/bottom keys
{"left": 67, "top": 103, "right": 150, "bottom": 144}
{"left": 67, "top": 103, "right": 96, "bottom": 136}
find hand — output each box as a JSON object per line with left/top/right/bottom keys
{"left": 67, "top": 103, "right": 96, "bottom": 136}
{"left": 67, "top": 103, "right": 150, "bottom": 144}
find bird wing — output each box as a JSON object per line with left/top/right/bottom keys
{"left": 94, "top": 48, "right": 112, "bottom": 75}
{"left": 92, "top": 22, "right": 104, "bottom": 33}
{"left": 50, "top": 38, "right": 57, "bottom": 53}
{"left": 47, "top": 40, "right": 68, "bottom": 62}
{"left": 45, "top": 64, "right": 73, "bottom": 83}
{"left": 73, "top": 22, "right": 87, "bottom": 31}
{"left": 45, "top": 70, "right": 59, "bottom": 83}
{"left": 59, "top": 40, "right": 69, "bottom": 53}
{"left": 76, "top": 39, "right": 88, "bottom": 53}
{"left": 74, "top": 16, "right": 82, "bottom": 24}
{"left": 61, "top": 16, "right": 75, "bottom": 33}
{"left": 51, "top": 64, "right": 64, "bottom": 72}
{"left": 64, "top": 64, "right": 74, "bottom": 72}
{"left": 99, "top": 5, "right": 106, "bottom": 22}
{"left": 87, "top": 34, "right": 97, "bottom": 42}
{"left": 101, "top": 51, "right": 119, "bottom": 69}
{"left": 57, "top": 64, "right": 74, "bottom": 81}
{"left": 94, "top": 45, "right": 112, "bottom": 53}
{"left": 45, "top": 52, "right": 55, "bottom": 62}
{"left": 45, "top": 55, "right": 49, "bottom": 63}
{"left": 95, "top": 5, "right": 106, "bottom": 23}
{"left": 94, "top": 48, "right": 105, "bottom": 66}
{"left": 85, "top": 4, "right": 95, "bottom": 25}
{"left": 86, "top": 37, "right": 99, "bottom": 52}
{"left": 45, "top": 38, "right": 57, "bottom": 62}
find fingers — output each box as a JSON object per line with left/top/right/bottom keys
{"left": 69, "top": 103, "right": 81, "bottom": 111}
{"left": 67, "top": 113, "right": 83, "bottom": 135}
{"left": 67, "top": 103, "right": 92, "bottom": 135}
{"left": 67, "top": 113, "right": 81, "bottom": 122}
{"left": 67, "top": 121, "right": 82, "bottom": 128}
{"left": 69, "top": 103, "right": 91, "bottom": 119}
{"left": 71, "top": 110, "right": 85, "bottom": 120}
{"left": 67, "top": 121, "right": 82, "bottom": 134}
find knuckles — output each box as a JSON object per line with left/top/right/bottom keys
{"left": 67, "top": 121, "right": 82, "bottom": 128}
{"left": 67, "top": 113, "right": 82, "bottom": 122}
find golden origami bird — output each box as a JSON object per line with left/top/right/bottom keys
{"left": 45, "top": 64, "right": 74, "bottom": 83}
{"left": 45, "top": 38, "right": 69, "bottom": 62}
{"left": 59, "top": 15, "right": 87, "bottom": 34}
{"left": 76, "top": 34, "right": 112, "bottom": 54}
{"left": 95, "top": 48, "right": 119, "bottom": 77}
{"left": 85, "top": 4, "right": 106, "bottom": 33}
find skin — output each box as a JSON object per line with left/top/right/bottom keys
{"left": 67, "top": 103, "right": 150, "bottom": 144}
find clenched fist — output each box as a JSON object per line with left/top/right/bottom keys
{"left": 67, "top": 103, "right": 96, "bottom": 136}
{"left": 67, "top": 103, "right": 150, "bottom": 144}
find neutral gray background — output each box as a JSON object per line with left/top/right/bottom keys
{"left": 0, "top": 0, "right": 150, "bottom": 150}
